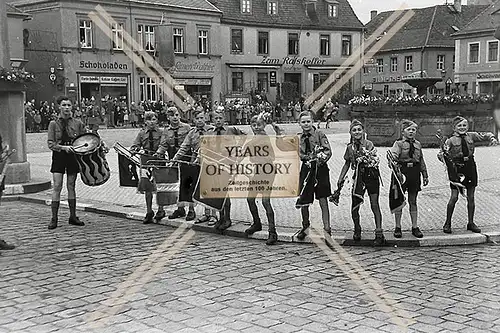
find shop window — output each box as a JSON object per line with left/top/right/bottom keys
{"left": 267, "top": 1, "right": 277, "bottom": 15}
{"left": 468, "top": 42, "right": 479, "bottom": 64}
{"left": 488, "top": 41, "right": 498, "bottom": 62}
{"left": 112, "top": 23, "right": 124, "bottom": 50}
{"left": 341, "top": 35, "right": 351, "bottom": 56}
{"left": 320, "top": 35, "right": 330, "bottom": 56}
{"left": 231, "top": 29, "right": 243, "bottom": 53}
{"left": 79, "top": 20, "right": 92, "bottom": 48}
{"left": 377, "top": 58, "right": 384, "bottom": 73}
{"left": 138, "top": 24, "right": 155, "bottom": 51}
{"left": 257, "top": 73, "right": 268, "bottom": 93}
{"left": 437, "top": 54, "right": 445, "bottom": 70}
{"left": 390, "top": 57, "right": 397, "bottom": 72}
{"left": 288, "top": 33, "right": 299, "bottom": 55}
{"left": 313, "top": 73, "right": 329, "bottom": 90}
{"left": 241, "top": 0, "right": 251, "bottom": 13}
{"left": 173, "top": 28, "right": 184, "bottom": 54}
{"left": 232, "top": 72, "right": 243, "bottom": 92}
{"left": 405, "top": 56, "right": 413, "bottom": 71}
{"left": 383, "top": 85, "right": 389, "bottom": 97}
{"left": 198, "top": 30, "right": 209, "bottom": 55}
{"left": 328, "top": 4, "right": 338, "bottom": 18}
{"left": 258, "top": 31, "right": 269, "bottom": 55}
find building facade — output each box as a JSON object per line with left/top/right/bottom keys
{"left": 364, "top": 3, "right": 487, "bottom": 96}
{"left": 213, "top": 0, "right": 364, "bottom": 104}
{"left": 454, "top": 0, "right": 500, "bottom": 94}
{"left": 12, "top": 0, "right": 222, "bottom": 107}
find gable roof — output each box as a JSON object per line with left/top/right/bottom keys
{"left": 10, "top": 0, "right": 221, "bottom": 13}
{"left": 212, "top": 0, "right": 363, "bottom": 30}
{"left": 365, "top": 5, "right": 488, "bottom": 51}
{"left": 453, "top": 0, "right": 500, "bottom": 36}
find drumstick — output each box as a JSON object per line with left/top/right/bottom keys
{"left": 73, "top": 143, "right": 89, "bottom": 150}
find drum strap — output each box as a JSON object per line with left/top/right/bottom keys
{"left": 174, "top": 129, "right": 179, "bottom": 149}
{"left": 148, "top": 130, "right": 154, "bottom": 151}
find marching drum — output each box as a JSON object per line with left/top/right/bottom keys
{"left": 72, "top": 133, "right": 110, "bottom": 186}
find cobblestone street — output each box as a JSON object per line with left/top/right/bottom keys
{"left": 1, "top": 202, "right": 500, "bottom": 333}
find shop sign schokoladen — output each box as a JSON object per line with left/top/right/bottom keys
{"left": 199, "top": 135, "right": 299, "bottom": 198}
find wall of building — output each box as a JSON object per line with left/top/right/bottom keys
{"left": 455, "top": 34, "right": 500, "bottom": 94}
{"left": 220, "top": 25, "right": 362, "bottom": 102}
{"left": 7, "top": 16, "right": 25, "bottom": 60}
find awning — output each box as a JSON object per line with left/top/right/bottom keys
{"left": 227, "top": 64, "right": 281, "bottom": 69}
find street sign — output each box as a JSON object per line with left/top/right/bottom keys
{"left": 270, "top": 71, "right": 277, "bottom": 87}
{"left": 49, "top": 73, "right": 56, "bottom": 82}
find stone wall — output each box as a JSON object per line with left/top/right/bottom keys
{"left": 350, "top": 104, "right": 496, "bottom": 147}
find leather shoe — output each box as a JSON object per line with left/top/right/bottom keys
{"left": 412, "top": 227, "right": 423, "bottom": 238}
{"left": 69, "top": 217, "right": 85, "bottom": 226}
{"left": 244, "top": 223, "right": 262, "bottom": 235}
{"left": 48, "top": 218, "right": 58, "bottom": 230}
{"left": 143, "top": 212, "right": 154, "bottom": 224}
{"left": 154, "top": 210, "right": 166, "bottom": 222}
{"left": 0, "top": 239, "right": 15, "bottom": 250}
{"left": 296, "top": 228, "right": 308, "bottom": 241}
{"left": 467, "top": 223, "right": 481, "bottom": 233}
{"left": 168, "top": 208, "right": 186, "bottom": 219}
{"left": 374, "top": 233, "right": 386, "bottom": 247}
{"left": 266, "top": 233, "right": 278, "bottom": 245}
{"left": 393, "top": 227, "right": 402, "bottom": 238}
{"left": 186, "top": 210, "right": 196, "bottom": 221}
{"left": 353, "top": 229, "right": 362, "bottom": 241}
{"left": 219, "top": 219, "right": 232, "bottom": 231}
{"left": 443, "top": 222, "right": 452, "bottom": 234}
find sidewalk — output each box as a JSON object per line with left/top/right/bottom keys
{"left": 7, "top": 124, "right": 500, "bottom": 247}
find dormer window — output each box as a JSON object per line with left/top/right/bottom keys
{"left": 268, "top": 1, "right": 278, "bottom": 15}
{"left": 326, "top": 0, "right": 338, "bottom": 18}
{"left": 241, "top": 0, "right": 251, "bottom": 13}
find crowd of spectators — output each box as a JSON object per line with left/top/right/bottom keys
{"left": 24, "top": 94, "right": 339, "bottom": 133}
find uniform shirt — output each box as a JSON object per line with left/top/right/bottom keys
{"left": 445, "top": 132, "right": 496, "bottom": 161}
{"left": 390, "top": 139, "right": 428, "bottom": 179}
{"left": 156, "top": 122, "right": 191, "bottom": 160}
{"left": 131, "top": 125, "right": 162, "bottom": 154}
{"left": 47, "top": 117, "right": 87, "bottom": 152}
{"left": 343, "top": 138, "right": 375, "bottom": 170}
{"left": 299, "top": 128, "right": 332, "bottom": 163}
{"left": 174, "top": 125, "right": 214, "bottom": 164}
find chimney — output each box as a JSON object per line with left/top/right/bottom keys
{"left": 454, "top": 0, "right": 462, "bottom": 12}
{"left": 370, "top": 10, "right": 377, "bottom": 21}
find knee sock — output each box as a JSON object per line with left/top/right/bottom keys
{"left": 51, "top": 201, "right": 60, "bottom": 220}
{"left": 68, "top": 199, "right": 76, "bottom": 218}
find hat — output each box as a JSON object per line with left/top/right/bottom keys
{"left": 350, "top": 119, "right": 363, "bottom": 131}
{"left": 452, "top": 116, "right": 467, "bottom": 128}
{"left": 401, "top": 119, "right": 417, "bottom": 131}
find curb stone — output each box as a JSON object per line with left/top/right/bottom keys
{"left": 5, "top": 195, "right": 494, "bottom": 248}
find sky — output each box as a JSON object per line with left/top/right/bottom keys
{"left": 351, "top": 0, "right": 470, "bottom": 23}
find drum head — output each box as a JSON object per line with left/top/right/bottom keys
{"left": 73, "top": 133, "right": 100, "bottom": 154}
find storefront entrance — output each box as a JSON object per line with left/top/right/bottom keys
{"left": 283, "top": 73, "right": 301, "bottom": 102}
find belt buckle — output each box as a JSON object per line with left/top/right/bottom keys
{"left": 407, "top": 162, "right": 413, "bottom": 168}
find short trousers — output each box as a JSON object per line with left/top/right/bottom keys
{"left": 452, "top": 158, "right": 478, "bottom": 189}
{"left": 298, "top": 163, "right": 332, "bottom": 200}
{"left": 50, "top": 151, "right": 79, "bottom": 175}
{"left": 401, "top": 164, "right": 421, "bottom": 193}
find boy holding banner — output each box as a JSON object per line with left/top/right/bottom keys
{"left": 130, "top": 111, "right": 163, "bottom": 224}
{"left": 389, "top": 120, "right": 428, "bottom": 239}
{"left": 337, "top": 120, "right": 384, "bottom": 246}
